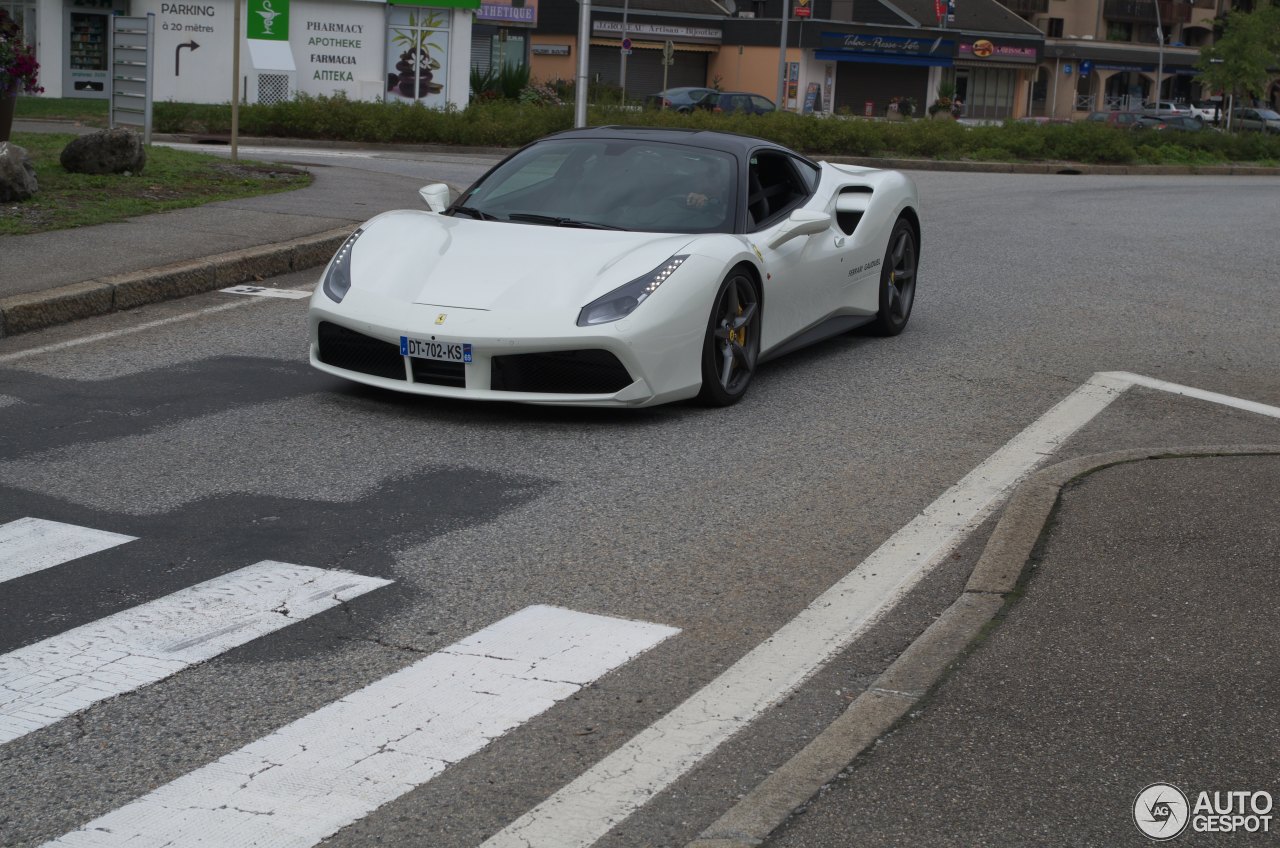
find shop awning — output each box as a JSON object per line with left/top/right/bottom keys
{"left": 248, "top": 39, "right": 296, "bottom": 72}
{"left": 590, "top": 38, "right": 718, "bottom": 53}
{"left": 815, "top": 49, "right": 951, "bottom": 67}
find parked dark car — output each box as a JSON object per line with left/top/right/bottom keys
{"left": 707, "top": 91, "right": 776, "bottom": 115}
{"left": 644, "top": 87, "right": 717, "bottom": 112}
{"left": 1084, "top": 110, "right": 1150, "bottom": 128}
{"left": 1146, "top": 115, "right": 1209, "bottom": 132}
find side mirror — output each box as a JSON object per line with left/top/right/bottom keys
{"left": 767, "top": 209, "right": 832, "bottom": 250}
{"left": 419, "top": 183, "right": 451, "bottom": 213}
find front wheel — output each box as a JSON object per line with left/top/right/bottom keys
{"left": 698, "top": 270, "right": 761, "bottom": 406}
{"left": 868, "top": 217, "right": 918, "bottom": 336}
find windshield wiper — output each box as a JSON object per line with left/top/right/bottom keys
{"left": 449, "top": 206, "right": 500, "bottom": 221}
{"left": 507, "top": 212, "right": 624, "bottom": 230}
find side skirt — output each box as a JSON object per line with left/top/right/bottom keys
{"left": 758, "top": 313, "right": 875, "bottom": 364}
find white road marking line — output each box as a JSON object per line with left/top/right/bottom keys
{"left": 45, "top": 605, "right": 679, "bottom": 848}
{"left": 0, "top": 284, "right": 314, "bottom": 365}
{"left": 482, "top": 371, "right": 1280, "bottom": 847}
{"left": 0, "top": 301, "right": 259, "bottom": 364}
{"left": 481, "top": 373, "right": 1136, "bottom": 848}
{"left": 0, "top": 561, "right": 391, "bottom": 746}
{"left": 1103, "top": 371, "right": 1280, "bottom": 420}
{"left": 220, "top": 285, "right": 313, "bottom": 300}
{"left": 0, "top": 518, "right": 136, "bottom": 585}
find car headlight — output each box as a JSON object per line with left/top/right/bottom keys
{"left": 321, "top": 228, "right": 363, "bottom": 303}
{"left": 577, "top": 255, "right": 689, "bottom": 327}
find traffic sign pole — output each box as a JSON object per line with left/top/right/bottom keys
{"left": 661, "top": 39, "right": 674, "bottom": 104}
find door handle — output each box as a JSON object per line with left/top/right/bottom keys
{"left": 834, "top": 236, "right": 846, "bottom": 247}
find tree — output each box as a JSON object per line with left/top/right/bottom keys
{"left": 1196, "top": 0, "right": 1280, "bottom": 123}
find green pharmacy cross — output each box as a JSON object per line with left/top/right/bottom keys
{"left": 248, "top": 0, "right": 289, "bottom": 40}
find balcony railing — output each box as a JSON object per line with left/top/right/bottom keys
{"left": 1103, "top": 0, "right": 1192, "bottom": 24}
{"left": 1001, "top": 0, "right": 1049, "bottom": 15}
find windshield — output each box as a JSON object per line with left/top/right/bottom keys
{"left": 454, "top": 139, "right": 737, "bottom": 234}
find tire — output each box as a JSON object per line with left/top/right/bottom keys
{"left": 868, "top": 217, "right": 918, "bottom": 337}
{"left": 698, "top": 269, "right": 761, "bottom": 406}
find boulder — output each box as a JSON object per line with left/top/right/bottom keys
{"left": 59, "top": 128, "right": 147, "bottom": 175}
{"left": 0, "top": 142, "right": 39, "bottom": 202}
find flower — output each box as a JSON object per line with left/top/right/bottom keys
{"left": 1, "top": 9, "right": 43, "bottom": 95}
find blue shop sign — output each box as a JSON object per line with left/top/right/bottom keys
{"left": 818, "top": 32, "right": 954, "bottom": 66}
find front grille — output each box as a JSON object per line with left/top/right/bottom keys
{"left": 490, "top": 350, "right": 633, "bottom": 395}
{"left": 317, "top": 322, "right": 405, "bottom": 381}
{"left": 410, "top": 357, "right": 466, "bottom": 388}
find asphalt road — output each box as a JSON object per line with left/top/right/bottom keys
{"left": 1, "top": 162, "right": 1278, "bottom": 848}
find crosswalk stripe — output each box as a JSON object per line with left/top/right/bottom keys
{"left": 0, "top": 517, "right": 136, "bottom": 585}
{"left": 45, "top": 605, "right": 679, "bottom": 848}
{"left": 0, "top": 561, "right": 392, "bottom": 746}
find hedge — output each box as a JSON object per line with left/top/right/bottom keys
{"left": 152, "top": 93, "right": 1280, "bottom": 166}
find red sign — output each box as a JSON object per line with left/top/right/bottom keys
{"left": 794, "top": 5, "right": 810, "bottom": 15}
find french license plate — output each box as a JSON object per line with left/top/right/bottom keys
{"left": 400, "top": 337, "right": 472, "bottom": 363}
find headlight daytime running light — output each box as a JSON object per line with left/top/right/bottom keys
{"left": 321, "top": 228, "right": 364, "bottom": 303}
{"left": 577, "top": 255, "right": 689, "bottom": 327}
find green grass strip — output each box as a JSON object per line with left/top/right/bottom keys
{"left": 2, "top": 133, "right": 311, "bottom": 236}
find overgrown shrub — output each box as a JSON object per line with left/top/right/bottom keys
{"left": 149, "top": 94, "right": 1280, "bottom": 164}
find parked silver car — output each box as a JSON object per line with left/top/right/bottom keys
{"left": 1142, "top": 100, "right": 1189, "bottom": 118}
{"left": 1231, "top": 108, "right": 1280, "bottom": 134}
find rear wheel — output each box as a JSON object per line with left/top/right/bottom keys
{"left": 868, "top": 217, "right": 918, "bottom": 336}
{"left": 698, "top": 270, "right": 760, "bottom": 406}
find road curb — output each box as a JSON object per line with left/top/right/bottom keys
{"left": 0, "top": 226, "right": 354, "bottom": 339}
{"left": 687, "top": 445, "right": 1280, "bottom": 848}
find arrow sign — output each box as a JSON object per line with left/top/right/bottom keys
{"left": 175, "top": 40, "right": 199, "bottom": 76}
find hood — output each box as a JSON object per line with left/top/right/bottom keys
{"left": 348, "top": 210, "right": 696, "bottom": 313}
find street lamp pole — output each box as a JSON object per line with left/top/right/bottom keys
{"left": 1152, "top": 0, "right": 1165, "bottom": 107}
{"left": 620, "top": 0, "right": 629, "bottom": 102}
{"left": 776, "top": 0, "right": 789, "bottom": 109}
{"left": 575, "top": 0, "right": 591, "bottom": 127}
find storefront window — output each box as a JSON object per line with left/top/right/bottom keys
{"left": 966, "top": 67, "right": 1016, "bottom": 120}
{"left": 0, "top": 1, "right": 36, "bottom": 45}
{"left": 64, "top": 0, "right": 117, "bottom": 97}
{"left": 68, "top": 12, "right": 107, "bottom": 73}
{"left": 491, "top": 31, "right": 524, "bottom": 70}
{"left": 386, "top": 7, "right": 450, "bottom": 106}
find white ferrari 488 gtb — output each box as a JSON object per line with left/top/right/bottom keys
{"left": 309, "top": 126, "right": 921, "bottom": 407}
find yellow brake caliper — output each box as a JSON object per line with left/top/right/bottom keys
{"left": 730, "top": 304, "right": 745, "bottom": 346}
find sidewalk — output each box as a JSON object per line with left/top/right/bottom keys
{"left": 692, "top": 449, "right": 1280, "bottom": 848}
{"left": 1, "top": 120, "right": 427, "bottom": 337}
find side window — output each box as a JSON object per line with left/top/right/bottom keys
{"left": 752, "top": 96, "right": 774, "bottom": 112}
{"left": 745, "top": 151, "right": 816, "bottom": 230}
{"left": 790, "top": 156, "right": 820, "bottom": 192}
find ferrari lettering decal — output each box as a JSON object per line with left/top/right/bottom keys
{"left": 847, "top": 258, "right": 881, "bottom": 278}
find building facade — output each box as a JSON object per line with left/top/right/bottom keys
{"left": 2, "top": 0, "right": 477, "bottom": 106}
{"left": 1009, "top": 0, "right": 1227, "bottom": 117}
{"left": 528, "top": 0, "right": 1043, "bottom": 119}
{"left": 4, "top": 0, "right": 1241, "bottom": 116}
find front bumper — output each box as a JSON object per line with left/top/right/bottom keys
{"left": 307, "top": 288, "right": 708, "bottom": 408}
